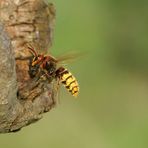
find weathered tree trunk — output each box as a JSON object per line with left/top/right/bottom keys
{"left": 0, "top": 0, "right": 57, "bottom": 133}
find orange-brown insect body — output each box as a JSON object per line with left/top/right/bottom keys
{"left": 28, "top": 45, "right": 79, "bottom": 97}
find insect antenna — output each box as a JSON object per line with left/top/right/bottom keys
{"left": 26, "top": 43, "right": 38, "bottom": 57}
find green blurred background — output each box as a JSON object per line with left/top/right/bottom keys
{"left": 1, "top": 0, "right": 148, "bottom": 148}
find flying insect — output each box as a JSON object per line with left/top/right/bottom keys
{"left": 27, "top": 45, "right": 79, "bottom": 97}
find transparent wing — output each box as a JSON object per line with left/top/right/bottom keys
{"left": 55, "top": 51, "right": 85, "bottom": 65}
{"left": 51, "top": 78, "right": 61, "bottom": 105}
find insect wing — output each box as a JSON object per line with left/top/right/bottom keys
{"left": 50, "top": 78, "right": 61, "bottom": 105}
{"left": 56, "top": 52, "right": 84, "bottom": 65}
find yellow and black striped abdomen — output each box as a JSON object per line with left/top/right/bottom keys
{"left": 56, "top": 67, "right": 79, "bottom": 97}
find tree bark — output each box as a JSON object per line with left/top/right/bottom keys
{"left": 0, "top": 0, "right": 57, "bottom": 133}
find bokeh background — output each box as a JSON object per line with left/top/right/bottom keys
{"left": 1, "top": 0, "right": 148, "bottom": 148}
